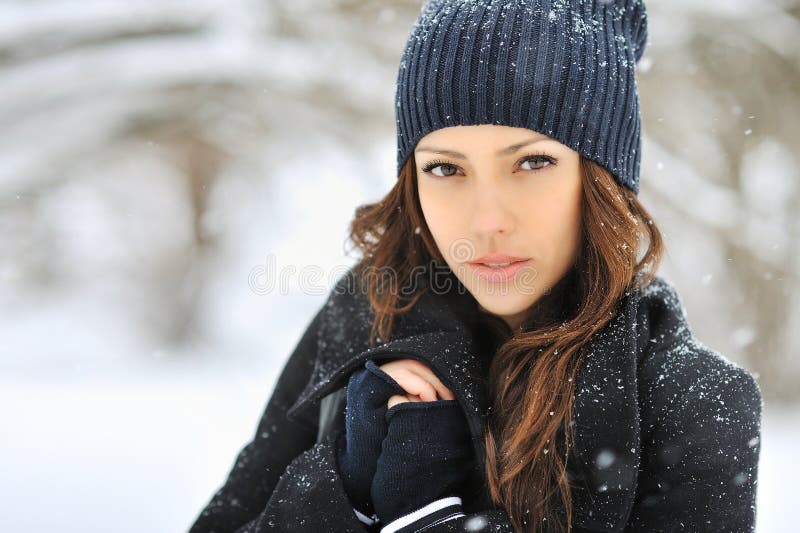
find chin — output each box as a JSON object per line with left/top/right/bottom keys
{"left": 467, "top": 282, "right": 544, "bottom": 319}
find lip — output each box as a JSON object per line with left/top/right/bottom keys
{"left": 469, "top": 253, "right": 530, "bottom": 264}
{"left": 467, "top": 258, "right": 532, "bottom": 283}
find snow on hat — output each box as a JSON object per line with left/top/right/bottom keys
{"left": 395, "top": 0, "right": 649, "bottom": 194}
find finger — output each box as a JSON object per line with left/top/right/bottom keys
{"left": 399, "top": 360, "right": 455, "bottom": 401}
{"left": 386, "top": 368, "right": 439, "bottom": 402}
{"left": 387, "top": 395, "right": 404, "bottom": 409}
{"left": 387, "top": 394, "right": 421, "bottom": 409}
{"left": 378, "top": 362, "right": 438, "bottom": 401}
{"left": 380, "top": 359, "right": 455, "bottom": 401}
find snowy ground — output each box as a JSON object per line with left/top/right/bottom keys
{"left": 1, "top": 355, "right": 796, "bottom": 532}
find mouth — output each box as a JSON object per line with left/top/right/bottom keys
{"left": 466, "top": 258, "right": 532, "bottom": 283}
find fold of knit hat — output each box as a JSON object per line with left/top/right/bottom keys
{"left": 394, "top": 0, "right": 649, "bottom": 195}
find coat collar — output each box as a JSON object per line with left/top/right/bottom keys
{"left": 287, "top": 268, "right": 694, "bottom": 531}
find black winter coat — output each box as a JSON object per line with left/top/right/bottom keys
{"left": 188, "top": 268, "right": 762, "bottom": 533}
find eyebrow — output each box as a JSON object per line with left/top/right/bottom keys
{"left": 414, "top": 137, "right": 549, "bottom": 159}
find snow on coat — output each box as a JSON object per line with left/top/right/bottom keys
{"left": 188, "top": 267, "right": 762, "bottom": 532}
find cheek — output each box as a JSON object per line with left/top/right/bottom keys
{"left": 560, "top": 181, "right": 583, "bottom": 246}
{"left": 521, "top": 185, "right": 582, "bottom": 258}
{"left": 418, "top": 186, "right": 460, "bottom": 244}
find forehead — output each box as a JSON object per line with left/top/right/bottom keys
{"left": 417, "top": 124, "right": 547, "bottom": 144}
{"left": 415, "top": 125, "right": 560, "bottom": 158}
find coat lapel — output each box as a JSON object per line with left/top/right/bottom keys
{"left": 286, "top": 268, "right": 693, "bottom": 531}
{"left": 567, "top": 285, "right": 642, "bottom": 530}
{"left": 287, "top": 271, "right": 491, "bottom": 466}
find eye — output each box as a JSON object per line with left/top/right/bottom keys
{"left": 518, "top": 153, "right": 558, "bottom": 171}
{"left": 421, "top": 159, "right": 461, "bottom": 178}
{"left": 420, "top": 152, "right": 558, "bottom": 179}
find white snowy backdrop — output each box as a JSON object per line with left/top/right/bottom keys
{"left": 0, "top": 1, "right": 797, "bottom": 531}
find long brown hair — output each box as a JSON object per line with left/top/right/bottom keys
{"left": 346, "top": 151, "right": 664, "bottom": 532}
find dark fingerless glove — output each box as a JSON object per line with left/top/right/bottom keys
{"left": 370, "top": 399, "right": 475, "bottom": 527}
{"left": 336, "top": 359, "right": 407, "bottom": 521}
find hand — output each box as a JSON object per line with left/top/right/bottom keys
{"left": 335, "top": 359, "right": 407, "bottom": 518}
{"left": 377, "top": 358, "right": 455, "bottom": 408}
{"left": 370, "top": 389, "right": 475, "bottom": 525}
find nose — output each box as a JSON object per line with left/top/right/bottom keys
{"left": 468, "top": 181, "right": 516, "bottom": 238}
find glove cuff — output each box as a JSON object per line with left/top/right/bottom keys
{"left": 383, "top": 400, "right": 472, "bottom": 457}
{"left": 364, "top": 359, "right": 407, "bottom": 397}
{"left": 378, "top": 496, "right": 465, "bottom": 533}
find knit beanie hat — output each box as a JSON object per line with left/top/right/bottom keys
{"left": 394, "top": 0, "right": 649, "bottom": 195}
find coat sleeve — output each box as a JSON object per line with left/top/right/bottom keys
{"left": 227, "top": 429, "right": 381, "bottom": 532}
{"left": 188, "top": 304, "right": 331, "bottom": 532}
{"left": 627, "top": 342, "right": 763, "bottom": 532}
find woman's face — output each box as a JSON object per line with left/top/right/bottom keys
{"left": 415, "top": 124, "right": 583, "bottom": 330}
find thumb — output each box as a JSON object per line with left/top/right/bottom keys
{"left": 387, "top": 393, "right": 423, "bottom": 409}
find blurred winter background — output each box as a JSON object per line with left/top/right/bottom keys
{"left": 0, "top": 0, "right": 797, "bottom": 531}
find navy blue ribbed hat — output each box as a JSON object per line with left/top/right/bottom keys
{"left": 395, "top": 0, "right": 648, "bottom": 195}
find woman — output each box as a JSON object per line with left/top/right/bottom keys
{"left": 189, "top": 1, "right": 762, "bottom": 532}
